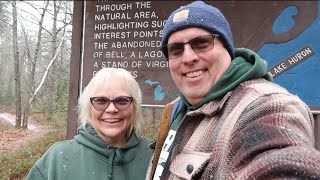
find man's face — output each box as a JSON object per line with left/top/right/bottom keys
{"left": 167, "top": 27, "right": 232, "bottom": 105}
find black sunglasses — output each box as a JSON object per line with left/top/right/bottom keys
{"left": 90, "top": 96, "right": 134, "bottom": 111}
{"left": 162, "top": 34, "right": 219, "bottom": 60}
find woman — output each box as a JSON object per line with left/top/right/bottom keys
{"left": 26, "top": 68, "right": 153, "bottom": 180}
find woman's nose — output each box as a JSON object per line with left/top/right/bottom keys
{"left": 104, "top": 102, "right": 119, "bottom": 112}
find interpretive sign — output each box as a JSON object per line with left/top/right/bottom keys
{"left": 67, "top": 1, "right": 320, "bottom": 138}
{"left": 82, "top": 1, "right": 176, "bottom": 106}
{"left": 75, "top": 0, "right": 320, "bottom": 109}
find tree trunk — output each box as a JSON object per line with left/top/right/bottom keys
{"left": 12, "top": 1, "right": 22, "bottom": 128}
{"left": 47, "top": 1, "right": 58, "bottom": 120}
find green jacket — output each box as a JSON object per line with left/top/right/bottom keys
{"left": 26, "top": 124, "right": 153, "bottom": 180}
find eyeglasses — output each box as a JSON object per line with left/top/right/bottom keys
{"left": 162, "top": 34, "right": 219, "bottom": 60}
{"left": 90, "top": 96, "right": 134, "bottom": 111}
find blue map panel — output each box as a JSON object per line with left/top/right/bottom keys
{"left": 257, "top": 1, "right": 320, "bottom": 107}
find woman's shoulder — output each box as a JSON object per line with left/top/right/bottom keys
{"left": 139, "top": 137, "right": 153, "bottom": 144}
{"left": 42, "top": 139, "right": 80, "bottom": 157}
{"left": 32, "top": 139, "right": 81, "bottom": 172}
{"left": 138, "top": 137, "right": 154, "bottom": 152}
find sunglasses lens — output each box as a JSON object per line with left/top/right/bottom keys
{"left": 90, "top": 96, "right": 133, "bottom": 111}
{"left": 91, "top": 97, "right": 110, "bottom": 111}
{"left": 166, "top": 34, "right": 217, "bottom": 60}
{"left": 167, "top": 43, "right": 184, "bottom": 59}
{"left": 114, "top": 97, "right": 132, "bottom": 110}
{"left": 190, "top": 36, "right": 212, "bottom": 52}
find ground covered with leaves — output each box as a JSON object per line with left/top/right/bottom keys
{"left": 0, "top": 112, "right": 66, "bottom": 179}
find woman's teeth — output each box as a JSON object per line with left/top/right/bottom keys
{"left": 103, "top": 119, "right": 120, "bottom": 123}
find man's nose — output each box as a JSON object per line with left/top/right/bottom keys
{"left": 181, "top": 44, "right": 198, "bottom": 63}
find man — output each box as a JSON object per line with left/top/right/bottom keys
{"left": 147, "top": 1, "right": 320, "bottom": 179}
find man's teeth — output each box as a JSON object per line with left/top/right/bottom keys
{"left": 103, "top": 119, "right": 120, "bottom": 123}
{"left": 186, "top": 70, "right": 204, "bottom": 77}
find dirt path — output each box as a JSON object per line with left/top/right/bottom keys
{"left": 0, "top": 113, "right": 52, "bottom": 153}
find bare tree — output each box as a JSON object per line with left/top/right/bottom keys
{"left": 21, "top": 0, "right": 50, "bottom": 128}
{"left": 12, "top": 1, "right": 22, "bottom": 128}
{"left": 0, "top": 2, "right": 16, "bottom": 107}
{"left": 0, "top": 1, "right": 10, "bottom": 35}
{"left": 0, "top": 1, "right": 10, "bottom": 100}
{"left": 41, "top": 1, "right": 72, "bottom": 120}
{"left": 1, "top": 1, "right": 73, "bottom": 128}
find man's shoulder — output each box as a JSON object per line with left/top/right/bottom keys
{"left": 239, "top": 78, "right": 289, "bottom": 96}
{"left": 233, "top": 78, "right": 310, "bottom": 111}
{"left": 167, "top": 97, "right": 181, "bottom": 105}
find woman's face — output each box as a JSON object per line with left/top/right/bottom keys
{"left": 90, "top": 77, "right": 134, "bottom": 148}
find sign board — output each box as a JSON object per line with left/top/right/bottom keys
{"left": 67, "top": 0, "right": 320, "bottom": 138}
{"left": 82, "top": 1, "right": 177, "bottom": 106}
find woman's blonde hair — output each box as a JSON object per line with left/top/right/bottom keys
{"left": 77, "top": 68, "right": 143, "bottom": 136}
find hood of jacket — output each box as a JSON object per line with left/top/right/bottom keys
{"left": 74, "top": 124, "right": 141, "bottom": 179}
{"left": 74, "top": 124, "right": 141, "bottom": 163}
{"left": 182, "top": 47, "right": 273, "bottom": 110}
{"left": 171, "top": 48, "right": 273, "bottom": 130}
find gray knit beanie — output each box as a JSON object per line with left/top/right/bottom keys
{"left": 161, "top": 1, "right": 235, "bottom": 59}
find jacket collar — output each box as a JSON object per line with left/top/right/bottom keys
{"left": 75, "top": 124, "right": 141, "bottom": 164}
{"left": 187, "top": 92, "right": 232, "bottom": 116}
